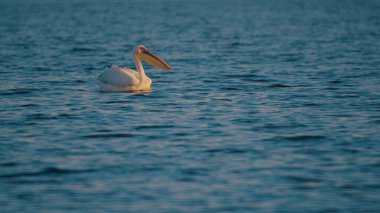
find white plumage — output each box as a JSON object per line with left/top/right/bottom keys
{"left": 97, "top": 65, "right": 146, "bottom": 92}
{"left": 97, "top": 45, "right": 172, "bottom": 92}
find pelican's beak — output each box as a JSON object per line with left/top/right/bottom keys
{"left": 139, "top": 48, "right": 173, "bottom": 70}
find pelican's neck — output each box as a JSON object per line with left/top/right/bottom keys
{"left": 134, "top": 54, "right": 146, "bottom": 82}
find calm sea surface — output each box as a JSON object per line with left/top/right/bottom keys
{"left": 1, "top": 0, "right": 380, "bottom": 212}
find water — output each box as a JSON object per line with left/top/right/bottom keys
{"left": 1, "top": 0, "right": 380, "bottom": 212}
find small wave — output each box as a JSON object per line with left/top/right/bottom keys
{"left": 82, "top": 133, "right": 135, "bottom": 138}
{"left": 370, "top": 119, "right": 380, "bottom": 124}
{"left": 19, "top": 104, "right": 39, "bottom": 107}
{"left": 26, "top": 113, "right": 57, "bottom": 120}
{"left": 34, "top": 66, "right": 50, "bottom": 71}
{"left": 71, "top": 47, "right": 96, "bottom": 52}
{"left": 269, "top": 84, "right": 291, "bottom": 88}
{"left": 329, "top": 80, "right": 343, "bottom": 84}
{"left": 180, "top": 167, "right": 209, "bottom": 176}
{"left": 205, "top": 148, "right": 248, "bottom": 154}
{"left": 0, "top": 162, "right": 18, "bottom": 167}
{"left": 104, "top": 100, "right": 129, "bottom": 104}
{"left": 1, "top": 88, "right": 43, "bottom": 96}
{"left": 11, "top": 179, "right": 60, "bottom": 184}
{"left": 260, "top": 123, "right": 289, "bottom": 129}
{"left": 229, "top": 42, "right": 243, "bottom": 47}
{"left": 334, "top": 94, "right": 359, "bottom": 98}
{"left": 1, "top": 89, "right": 32, "bottom": 96}
{"left": 0, "top": 167, "right": 97, "bottom": 178}
{"left": 224, "top": 74, "right": 257, "bottom": 78}
{"left": 221, "top": 87, "right": 242, "bottom": 91}
{"left": 324, "top": 87, "right": 339, "bottom": 91}
{"left": 285, "top": 175, "right": 323, "bottom": 183}
{"left": 302, "top": 102, "right": 320, "bottom": 107}
{"left": 231, "top": 118, "right": 255, "bottom": 124}
{"left": 26, "top": 113, "right": 76, "bottom": 119}
{"left": 205, "top": 148, "right": 224, "bottom": 153}
{"left": 250, "top": 78, "right": 270, "bottom": 82}
{"left": 174, "top": 132, "right": 191, "bottom": 136}
{"left": 202, "top": 79, "right": 218, "bottom": 83}
{"left": 282, "top": 135, "right": 326, "bottom": 141}
{"left": 364, "top": 184, "right": 380, "bottom": 189}
{"left": 135, "top": 125, "right": 175, "bottom": 130}
{"left": 58, "top": 113, "right": 76, "bottom": 118}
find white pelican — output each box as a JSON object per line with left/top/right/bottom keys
{"left": 97, "top": 45, "right": 173, "bottom": 92}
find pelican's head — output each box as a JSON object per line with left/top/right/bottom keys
{"left": 135, "top": 45, "right": 173, "bottom": 70}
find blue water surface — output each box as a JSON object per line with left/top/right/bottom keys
{"left": 1, "top": 0, "right": 380, "bottom": 212}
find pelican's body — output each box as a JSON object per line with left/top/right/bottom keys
{"left": 98, "top": 65, "right": 152, "bottom": 92}
{"left": 97, "top": 45, "right": 172, "bottom": 92}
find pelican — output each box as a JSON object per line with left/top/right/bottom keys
{"left": 97, "top": 45, "right": 173, "bottom": 92}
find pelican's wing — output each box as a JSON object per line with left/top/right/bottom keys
{"left": 122, "top": 66, "right": 140, "bottom": 80}
{"left": 97, "top": 65, "right": 139, "bottom": 88}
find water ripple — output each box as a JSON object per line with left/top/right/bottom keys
{"left": 0, "top": 167, "right": 97, "bottom": 178}
{"left": 281, "top": 135, "right": 327, "bottom": 141}
{"left": 81, "top": 133, "right": 135, "bottom": 138}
